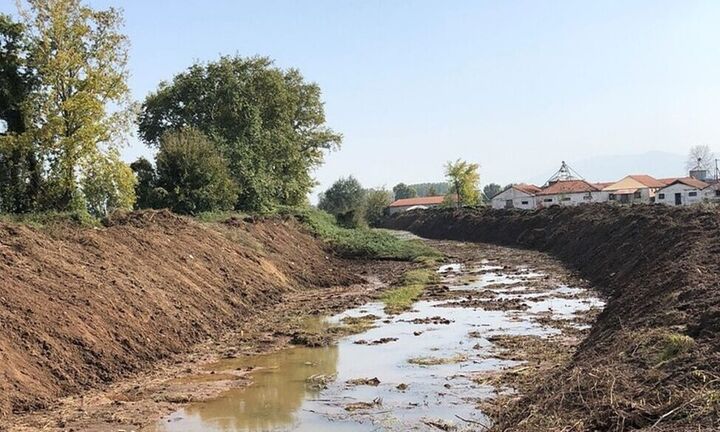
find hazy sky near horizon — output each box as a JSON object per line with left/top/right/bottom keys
{"left": 4, "top": 1, "right": 720, "bottom": 197}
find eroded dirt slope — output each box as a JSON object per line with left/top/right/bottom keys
{"left": 382, "top": 205, "right": 720, "bottom": 431}
{"left": 0, "top": 210, "right": 358, "bottom": 420}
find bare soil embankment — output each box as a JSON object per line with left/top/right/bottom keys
{"left": 0, "top": 210, "right": 359, "bottom": 421}
{"left": 381, "top": 205, "right": 720, "bottom": 431}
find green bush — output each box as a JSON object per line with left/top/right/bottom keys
{"left": 286, "top": 206, "right": 440, "bottom": 261}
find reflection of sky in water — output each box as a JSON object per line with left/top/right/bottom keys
{"left": 158, "top": 260, "right": 603, "bottom": 432}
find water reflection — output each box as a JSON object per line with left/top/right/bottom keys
{"left": 165, "top": 346, "right": 339, "bottom": 432}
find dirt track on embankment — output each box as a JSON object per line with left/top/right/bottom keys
{"left": 381, "top": 205, "right": 720, "bottom": 431}
{"left": 0, "top": 210, "right": 371, "bottom": 425}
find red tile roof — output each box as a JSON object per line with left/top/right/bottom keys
{"left": 658, "top": 177, "right": 679, "bottom": 186}
{"left": 593, "top": 182, "right": 614, "bottom": 189}
{"left": 389, "top": 195, "right": 448, "bottom": 207}
{"left": 663, "top": 177, "right": 709, "bottom": 189}
{"left": 536, "top": 180, "right": 599, "bottom": 196}
{"left": 627, "top": 175, "right": 667, "bottom": 188}
{"left": 513, "top": 184, "right": 542, "bottom": 195}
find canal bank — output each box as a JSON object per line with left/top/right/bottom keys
{"left": 150, "top": 240, "right": 603, "bottom": 432}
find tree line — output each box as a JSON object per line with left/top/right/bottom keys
{"left": 318, "top": 159, "right": 487, "bottom": 227}
{"left": 0, "top": 0, "right": 340, "bottom": 217}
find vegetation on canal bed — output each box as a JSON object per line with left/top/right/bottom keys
{"left": 381, "top": 268, "right": 439, "bottom": 314}
{"left": 290, "top": 207, "right": 441, "bottom": 261}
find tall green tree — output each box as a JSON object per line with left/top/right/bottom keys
{"left": 138, "top": 55, "right": 341, "bottom": 211}
{"left": 364, "top": 188, "right": 392, "bottom": 226}
{"left": 318, "top": 176, "right": 365, "bottom": 227}
{"left": 482, "top": 183, "right": 502, "bottom": 203}
{"left": 393, "top": 183, "right": 416, "bottom": 200}
{"left": 0, "top": 13, "right": 41, "bottom": 213}
{"left": 13, "top": 0, "right": 135, "bottom": 213}
{"left": 81, "top": 149, "right": 136, "bottom": 217}
{"left": 154, "top": 128, "right": 238, "bottom": 215}
{"left": 445, "top": 159, "right": 480, "bottom": 206}
{"left": 130, "top": 157, "right": 164, "bottom": 210}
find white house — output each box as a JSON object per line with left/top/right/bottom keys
{"left": 535, "top": 180, "right": 603, "bottom": 208}
{"left": 656, "top": 178, "right": 709, "bottom": 206}
{"left": 602, "top": 175, "right": 671, "bottom": 204}
{"left": 490, "top": 184, "right": 541, "bottom": 210}
{"left": 704, "top": 183, "right": 720, "bottom": 202}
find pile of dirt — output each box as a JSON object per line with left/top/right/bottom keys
{"left": 382, "top": 205, "right": 720, "bottom": 431}
{"left": 0, "top": 210, "right": 358, "bottom": 420}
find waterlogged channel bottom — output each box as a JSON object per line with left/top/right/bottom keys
{"left": 156, "top": 261, "right": 604, "bottom": 432}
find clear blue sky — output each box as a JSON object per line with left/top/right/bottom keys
{"left": 4, "top": 1, "right": 720, "bottom": 198}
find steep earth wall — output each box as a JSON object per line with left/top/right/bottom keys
{"left": 0, "top": 210, "right": 358, "bottom": 419}
{"left": 382, "top": 205, "right": 720, "bottom": 431}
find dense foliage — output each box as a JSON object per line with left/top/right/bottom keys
{"left": 407, "top": 182, "right": 449, "bottom": 197}
{"left": 317, "top": 176, "right": 365, "bottom": 227}
{"left": 483, "top": 183, "right": 502, "bottom": 203}
{"left": 292, "top": 206, "right": 439, "bottom": 261}
{"left": 0, "top": 14, "right": 39, "bottom": 213}
{"left": 0, "top": 1, "right": 135, "bottom": 216}
{"left": 138, "top": 56, "right": 341, "bottom": 212}
{"left": 445, "top": 159, "right": 480, "bottom": 206}
{"left": 392, "top": 183, "right": 416, "bottom": 200}
{"left": 364, "top": 188, "right": 392, "bottom": 226}
{"left": 130, "top": 129, "right": 238, "bottom": 215}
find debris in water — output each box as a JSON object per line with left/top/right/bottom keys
{"left": 353, "top": 337, "right": 398, "bottom": 345}
{"left": 344, "top": 397, "right": 382, "bottom": 411}
{"left": 346, "top": 377, "right": 381, "bottom": 386}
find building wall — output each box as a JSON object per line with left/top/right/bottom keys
{"left": 537, "top": 191, "right": 601, "bottom": 208}
{"left": 704, "top": 186, "right": 720, "bottom": 202}
{"left": 656, "top": 184, "right": 704, "bottom": 206}
{"left": 606, "top": 188, "right": 655, "bottom": 204}
{"left": 491, "top": 188, "right": 536, "bottom": 210}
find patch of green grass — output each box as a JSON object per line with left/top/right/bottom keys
{"left": 0, "top": 210, "right": 100, "bottom": 228}
{"left": 381, "top": 285, "right": 425, "bottom": 314}
{"left": 381, "top": 268, "right": 439, "bottom": 314}
{"left": 285, "top": 206, "right": 441, "bottom": 261}
{"left": 659, "top": 333, "right": 695, "bottom": 363}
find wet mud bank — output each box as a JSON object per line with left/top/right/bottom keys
{"left": 381, "top": 205, "right": 720, "bottom": 431}
{"left": 0, "top": 210, "right": 374, "bottom": 428}
{"left": 152, "top": 240, "right": 602, "bottom": 432}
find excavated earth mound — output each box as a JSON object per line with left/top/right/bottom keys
{"left": 382, "top": 205, "right": 720, "bottom": 431}
{"left": 0, "top": 210, "right": 358, "bottom": 420}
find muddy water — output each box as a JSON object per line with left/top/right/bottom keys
{"left": 157, "top": 256, "right": 604, "bottom": 432}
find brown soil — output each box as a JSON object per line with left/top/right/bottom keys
{"left": 382, "top": 205, "right": 720, "bottom": 431}
{"left": 0, "top": 210, "right": 392, "bottom": 429}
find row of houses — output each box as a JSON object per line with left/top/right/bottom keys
{"left": 491, "top": 162, "right": 720, "bottom": 210}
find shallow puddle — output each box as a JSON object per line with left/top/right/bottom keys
{"left": 157, "top": 255, "right": 604, "bottom": 432}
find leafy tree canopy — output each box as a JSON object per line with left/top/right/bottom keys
{"left": 364, "top": 188, "right": 392, "bottom": 226}
{"left": 153, "top": 128, "right": 238, "bottom": 215}
{"left": 1, "top": 1, "right": 135, "bottom": 216}
{"left": 318, "top": 176, "right": 365, "bottom": 215}
{"left": 445, "top": 159, "right": 480, "bottom": 206}
{"left": 138, "top": 55, "right": 341, "bottom": 211}
{"left": 482, "top": 183, "right": 502, "bottom": 203}
{"left": 0, "top": 13, "right": 40, "bottom": 213}
{"left": 393, "top": 183, "right": 416, "bottom": 200}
